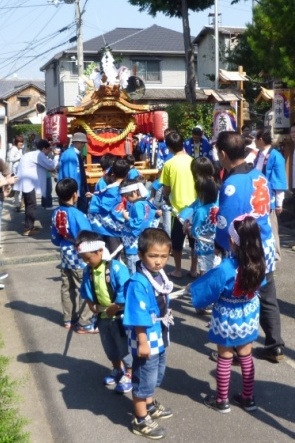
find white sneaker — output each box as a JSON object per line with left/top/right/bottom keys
{"left": 0, "top": 273, "right": 8, "bottom": 280}
{"left": 0, "top": 284, "right": 5, "bottom": 289}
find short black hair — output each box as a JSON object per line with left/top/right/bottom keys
{"left": 165, "top": 131, "right": 183, "bottom": 153}
{"left": 55, "top": 178, "right": 78, "bottom": 202}
{"left": 216, "top": 131, "right": 245, "bottom": 161}
{"left": 138, "top": 228, "right": 171, "bottom": 254}
{"left": 111, "top": 158, "right": 130, "bottom": 179}
{"left": 37, "top": 139, "right": 51, "bottom": 150}
{"left": 124, "top": 154, "right": 135, "bottom": 166}
{"left": 256, "top": 128, "right": 272, "bottom": 145}
{"left": 100, "top": 153, "right": 116, "bottom": 171}
{"left": 192, "top": 128, "right": 202, "bottom": 136}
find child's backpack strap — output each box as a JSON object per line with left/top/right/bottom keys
{"left": 105, "top": 261, "right": 115, "bottom": 302}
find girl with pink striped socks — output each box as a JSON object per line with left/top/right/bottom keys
{"left": 189, "top": 214, "right": 266, "bottom": 413}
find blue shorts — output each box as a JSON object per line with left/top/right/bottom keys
{"left": 132, "top": 351, "right": 166, "bottom": 399}
{"left": 97, "top": 316, "right": 132, "bottom": 369}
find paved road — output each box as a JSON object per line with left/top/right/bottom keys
{"left": 0, "top": 196, "right": 295, "bottom": 443}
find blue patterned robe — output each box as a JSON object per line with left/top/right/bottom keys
{"left": 190, "top": 257, "right": 260, "bottom": 347}
{"left": 215, "top": 163, "right": 275, "bottom": 273}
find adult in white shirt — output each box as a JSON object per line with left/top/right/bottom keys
{"left": 9, "top": 135, "right": 24, "bottom": 211}
{"left": 14, "top": 139, "right": 58, "bottom": 236}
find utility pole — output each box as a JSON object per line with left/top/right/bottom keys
{"left": 48, "top": 0, "right": 84, "bottom": 94}
{"left": 214, "top": 0, "right": 219, "bottom": 90}
{"left": 75, "top": 0, "right": 84, "bottom": 84}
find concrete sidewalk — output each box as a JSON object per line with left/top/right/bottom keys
{"left": 0, "top": 195, "right": 295, "bottom": 443}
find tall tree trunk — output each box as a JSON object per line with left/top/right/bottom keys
{"left": 181, "top": 0, "right": 196, "bottom": 103}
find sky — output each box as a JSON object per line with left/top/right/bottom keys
{"left": 0, "top": 0, "right": 253, "bottom": 80}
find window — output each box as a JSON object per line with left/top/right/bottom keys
{"left": 18, "top": 96, "right": 30, "bottom": 107}
{"left": 131, "top": 60, "right": 161, "bottom": 82}
{"left": 69, "top": 60, "right": 95, "bottom": 76}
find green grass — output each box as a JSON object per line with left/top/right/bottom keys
{"left": 0, "top": 340, "right": 30, "bottom": 443}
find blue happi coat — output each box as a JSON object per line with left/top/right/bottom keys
{"left": 215, "top": 163, "right": 275, "bottom": 273}
{"left": 184, "top": 136, "right": 213, "bottom": 161}
{"left": 121, "top": 199, "right": 160, "bottom": 255}
{"left": 88, "top": 182, "right": 125, "bottom": 237}
{"left": 80, "top": 259, "right": 130, "bottom": 304}
{"left": 51, "top": 205, "right": 91, "bottom": 269}
{"left": 190, "top": 257, "right": 261, "bottom": 347}
{"left": 123, "top": 272, "right": 169, "bottom": 356}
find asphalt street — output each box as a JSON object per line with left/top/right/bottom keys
{"left": 0, "top": 195, "right": 294, "bottom": 443}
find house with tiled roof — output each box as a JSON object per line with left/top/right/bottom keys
{"left": 40, "top": 24, "right": 208, "bottom": 110}
{"left": 0, "top": 80, "right": 45, "bottom": 160}
{"left": 193, "top": 26, "right": 246, "bottom": 88}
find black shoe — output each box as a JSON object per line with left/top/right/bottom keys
{"left": 204, "top": 395, "right": 231, "bottom": 413}
{"left": 233, "top": 394, "right": 257, "bottom": 412}
{"left": 254, "top": 346, "right": 284, "bottom": 363}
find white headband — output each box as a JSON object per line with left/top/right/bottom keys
{"left": 120, "top": 182, "right": 148, "bottom": 198}
{"left": 228, "top": 214, "right": 251, "bottom": 246}
{"left": 77, "top": 240, "right": 111, "bottom": 261}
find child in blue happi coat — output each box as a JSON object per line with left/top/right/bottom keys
{"left": 76, "top": 229, "right": 132, "bottom": 394}
{"left": 189, "top": 215, "right": 266, "bottom": 413}
{"left": 123, "top": 228, "right": 174, "bottom": 439}
{"left": 51, "top": 178, "right": 97, "bottom": 333}
{"left": 120, "top": 178, "right": 162, "bottom": 274}
{"left": 88, "top": 158, "right": 130, "bottom": 257}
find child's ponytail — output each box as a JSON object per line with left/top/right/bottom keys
{"left": 229, "top": 215, "right": 265, "bottom": 295}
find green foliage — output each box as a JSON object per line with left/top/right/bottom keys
{"left": 0, "top": 340, "right": 30, "bottom": 443}
{"left": 84, "top": 61, "right": 98, "bottom": 77}
{"left": 9, "top": 124, "right": 41, "bottom": 144}
{"left": 128, "top": 0, "right": 214, "bottom": 17}
{"left": 166, "top": 102, "right": 214, "bottom": 139}
{"left": 231, "top": 0, "right": 295, "bottom": 87}
{"left": 225, "top": 26, "right": 273, "bottom": 126}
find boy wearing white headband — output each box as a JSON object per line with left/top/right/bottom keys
{"left": 76, "top": 229, "right": 132, "bottom": 394}
{"left": 120, "top": 178, "right": 162, "bottom": 274}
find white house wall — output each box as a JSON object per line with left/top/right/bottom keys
{"left": 45, "top": 67, "right": 60, "bottom": 111}
{"left": 160, "top": 57, "right": 186, "bottom": 88}
{"left": 45, "top": 54, "right": 187, "bottom": 110}
{"left": 197, "top": 34, "right": 230, "bottom": 88}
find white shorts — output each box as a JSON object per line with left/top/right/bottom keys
{"left": 197, "top": 254, "right": 215, "bottom": 273}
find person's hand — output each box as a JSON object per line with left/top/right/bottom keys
{"left": 156, "top": 209, "right": 162, "bottom": 217}
{"left": 137, "top": 342, "right": 151, "bottom": 358}
{"left": 122, "top": 210, "right": 129, "bottom": 220}
{"left": 275, "top": 207, "right": 283, "bottom": 215}
{"left": 85, "top": 191, "right": 93, "bottom": 198}
{"left": 6, "top": 175, "right": 18, "bottom": 185}
{"left": 105, "top": 303, "right": 121, "bottom": 318}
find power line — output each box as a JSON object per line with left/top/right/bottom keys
{"left": 0, "top": 36, "right": 77, "bottom": 80}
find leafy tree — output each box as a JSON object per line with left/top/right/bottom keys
{"left": 225, "top": 31, "right": 272, "bottom": 126}
{"left": 232, "top": 0, "right": 295, "bottom": 87}
{"left": 128, "top": 0, "right": 214, "bottom": 102}
{"left": 166, "top": 102, "right": 214, "bottom": 139}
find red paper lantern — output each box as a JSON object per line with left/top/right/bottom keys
{"left": 43, "top": 114, "right": 68, "bottom": 145}
{"left": 153, "top": 111, "right": 169, "bottom": 140}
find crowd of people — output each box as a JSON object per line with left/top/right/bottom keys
{"left": 1, "top": 124, "right": 290, "bottom": 439}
